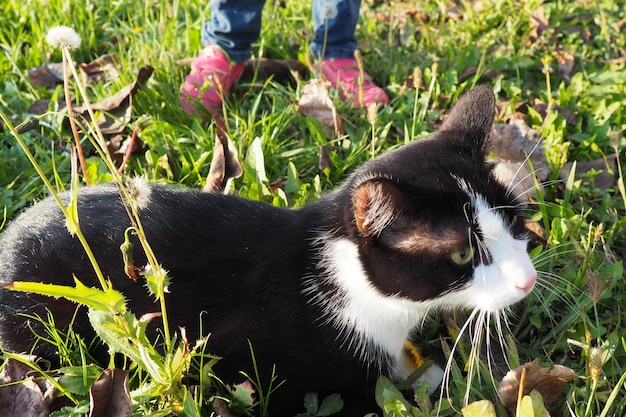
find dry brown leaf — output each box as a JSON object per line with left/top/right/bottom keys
{"left": 89, "top": 369, "right": 132, "bottom": 417}
{"left": 27, "top": 64, "right": 64, "bottom": 89}
{"left": 564, "top": 25, "right": 591, "bottom": 44}
{"left": 80, "top": 54, "right": 121, "bottom": 84}
{"left": 319, "top": 145, "right": 332, "bottom": 173}
{"left": 89, "top": 98, "right": 132, "bottom": 135}
{"left": 525, "top": 219, "right": 547, "bottom": 245}
{"left": 532, "top": 99, "right": 577, "bottom": 125}
{"left": 491, "top": 120, "right": 545, "bottom": 163}
{"left": 460, "top": 67, "right": 478, "bottom": 81}
{"left": 373, "top": 6, "right": 427, "bottom": 28}
{"left": 107, "top": 134, "right": 124, "bottom": 156}
{"left": 560, "top": 154, "right": 617, "bottom": 190}
{"left": 374, "top": 10, "right": 390, "bottom": 23}
{"left": 74, "top": 66, "right": 154, "bottom": 135}
{"left": 528, "top": 6, "right": 549, "bottom": 45}
{"left": 298, "top": 79, "right": 343, "bottom": 136}
{"left": 553, "top": 51, "right": 575, "bottom": 80}
{"left": 203, "top": 113, "right": 243, "bottom": 193}
{"left": 459, "top": 67, "right": 502, "bottom": 82}
{"left": 213, "top": 397, "right": 237, "bottom": 417}
{"left": 491, "top": 119, "right": 549, "bottom": 200}
{"left": 402, "top": 69, "right": 423, "bottom": 91}
{"left": 28, "top": 98, "right": 60, "bottom": 115}
{"left": 482, "top": 68, "right": 503, "bottom": 80}
{"left": 599, "top": 54, "right": 626, "bottom": 65}
{"left": 498, "top": 360, "right": 577, "bottom": 411}
{"left": 445, "top": 6, "right": 463, "bottom": 21}
{"left": 0, "top": 356, "right": 56, "bottom": 417}
{"left": 112, "top": 132, "right": 144, "bottom": 165}
{"left": 496, "top": 99, "right": 526, "bottom": 119}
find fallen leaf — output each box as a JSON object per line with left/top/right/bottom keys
{"left": 28, "top": 99, "right": 54, "bottom": 115}
{"left": 114, "top": 131, "right": 144, "bottom": 168}
{"left": 445, "top": 6, "right": 463, "bottom": 21}
{"left": 498, "top": 360, "right": 577, "bottom": 411}
{"left": 372, "top": 6, "right": 427, "bottom": 29}
{"left": 527, "top": 7, "right": 549, "bottom": 46}
{"left": 0, "top": 356, "right": 56, "bottom": 417}
{"left": 107, "top": 134, "right": 124, "bottom": 156}
{"left": 459, "top": 67, "right": 502, "bottom": 82}
{"left": 80, "top": 54, "right": 121, "bottom": 84}
{"left": 74, "top": 66, "right": 154, "bottom": 135}
{"left": 318, "top": 145, "right": 332, "bottom": 173}
{"left": 460, "top": 67, "right": 478, "bottom": 81}
{"left": 492, "top": 120, "right": 546, "bottom": 163}
{"left": 27, "top": 63, "right": 64, "bottom": 89}
{"left": 213, "top": 397, "right": 237, "bottom": 417}
{"left": 599, "top": 53, "right": 626, "bottom": 65}
{"left": 553, "top": 51, "right": 575, "bottom": 80}
{"left": 270, "top": 178, "right": 285, "bottom": 193}
{"left": 203, "top": 113, "right": 243, "bottom": 193}
{"left": 560, "top": 154, "right": 617, "bottom": 190}
{"left": 564, "top": 25, "right": 591, "bottom": 44}
{"left": 525, "top": 219, "right": 548, "bottom": 246}
{"left": 89, "top": 369, "right": 132, "bottom": 417}
{"left": 402, "top": 67, "right": 423, "bottom": 91}
{"left": 491, "top": 120, "right": 550, "bottom": 200}
{"left": 298, "top": 79, "right": 342, "bottom": 136}
{"left": 532, "top": 99, "right": 577, "bottom": 125}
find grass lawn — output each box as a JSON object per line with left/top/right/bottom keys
{"left": 0, "top": 0, "right": 625, "bottom": 416}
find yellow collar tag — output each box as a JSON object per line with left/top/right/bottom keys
{"left": 404, "top": 340, "right": 426, "bottom": 369}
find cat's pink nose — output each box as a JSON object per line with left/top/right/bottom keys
{"left": 516, "top": 274, "right": 537, "bottom": 293}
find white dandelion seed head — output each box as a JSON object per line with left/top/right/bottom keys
{"left": 323, "top": 0, "right": 339, "bottom": 19}
{"left": 46, "top": 26, "right": 82, "bottom": 50}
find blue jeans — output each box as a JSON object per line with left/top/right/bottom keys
{"left": 202, "top": 0, "right": 361, "bottom": 63}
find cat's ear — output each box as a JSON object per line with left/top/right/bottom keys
{"left": 440, "top": 85, "right": 496, "bottom": 153}
{"left": 353, "top": 178, "right": 405, "bottom": 236}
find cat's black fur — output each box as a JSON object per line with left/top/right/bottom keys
{"left": 0, "top": 86, "right": 535, "bottom": 416}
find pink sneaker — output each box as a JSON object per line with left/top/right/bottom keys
{"left": 320, "top": 58, "right": 390, "bottom": 107}
{"left": 180, "top": 45, "right": 245, "bottom": 115}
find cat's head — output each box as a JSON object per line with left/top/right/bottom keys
{"left": 347, "top": 86, "right": 536, "bottom": 312}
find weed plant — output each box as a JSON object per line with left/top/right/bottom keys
{"left": 0, "top": 0, "right": 625, "bottom": 416}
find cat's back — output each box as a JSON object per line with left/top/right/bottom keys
{"left": 0, "top": 180, "right": 303, "bottom": 268}
{"left": 0, "top": 181, "right": 314, "bottom": 311}
{"left": 0, "top": 180, "right": 312, "bottom": 359}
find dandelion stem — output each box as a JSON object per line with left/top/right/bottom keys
{"left": 61, "top": 47, "right": 90, "bottom": 185}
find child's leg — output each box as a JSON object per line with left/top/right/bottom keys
{"left": 310, "top": 0, "right": 389, "bottom": 107}
{"left": 181, "top": 0, "right": 267, "bottom": 115}
{"left": 202, "top": 0, "right": 267, "bottom": 63}
{"left": 311, "top": 0, "right": 360, "bottom": 59}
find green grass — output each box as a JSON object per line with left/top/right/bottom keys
{"left": 1, "top": 0, "right": 625, "bottom": 416}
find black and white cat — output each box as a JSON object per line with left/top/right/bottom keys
{"left": 0, "top": 86, "right": 536, "bottom": 416}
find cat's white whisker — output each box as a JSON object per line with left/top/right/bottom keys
{"left": 483, "top": 312, "right": 506, "bottom": 394}
{"left": 500, "top": 134, "right": 548, "bottom": 199}
{"left": 504, "top": 164, "right": 539, "bottom": 200}
{"left": 464, "top": 309, "right": 486, "bottom": 404}
{"left": 440, "top": 307, "right": 481, "bottom": 409}
{"left": 512, "top": 178, "right": 564, "bottom": 201}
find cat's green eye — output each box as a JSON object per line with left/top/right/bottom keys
{"left": 450, "top": 246, "right": 475, "bottom": 265}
